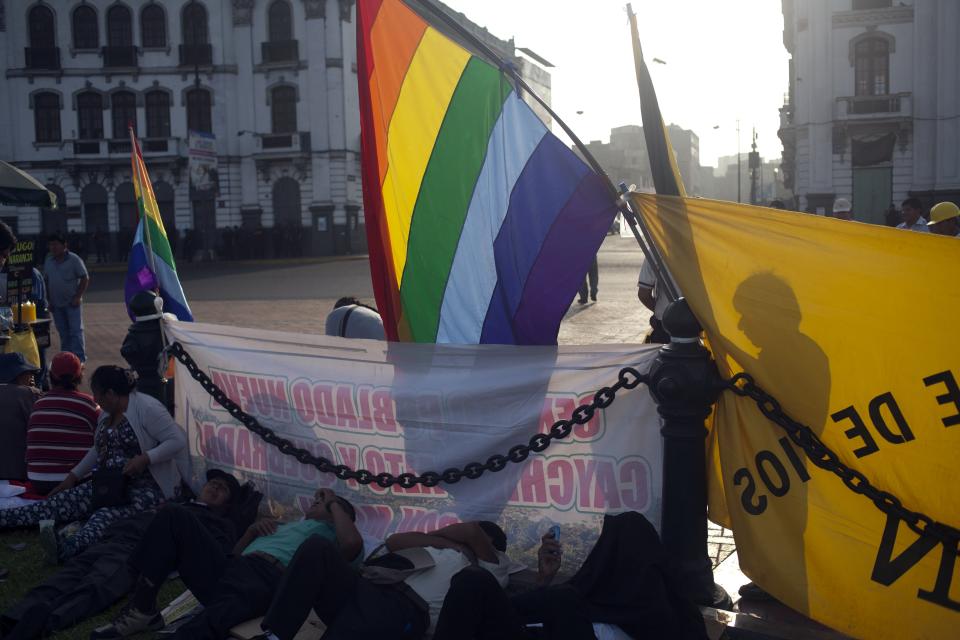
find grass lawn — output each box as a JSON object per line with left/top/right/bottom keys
{"left": 0, "top": 529, "right": 184, "bottom": 640}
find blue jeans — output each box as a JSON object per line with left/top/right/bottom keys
{"left": 51, "top": 305, "right": 85, "bottom": 362}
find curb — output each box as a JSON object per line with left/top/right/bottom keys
{"left": 87, "top": 254, "right": 369, "bottom": 275}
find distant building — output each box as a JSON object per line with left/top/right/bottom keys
{"left": 0, "top": 0, "right": 552, "bottom": 260}
{"left": 779, "top": 0, "right": 960, "bottom": 221}
{"left": 579, "top": 123, "right": 701, "bottom": 195}
{"left": 700, "top": 154, "right": 791, "bottom": 206}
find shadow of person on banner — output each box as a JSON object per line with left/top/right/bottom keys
{"left": 724, "top": 272, "right": 831, "bottom": 616}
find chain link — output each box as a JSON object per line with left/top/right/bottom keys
{"left": 726, "top": 372, "right": 960, "bottom": 551}
{"left": 169, "top": 341, "right": 648, "bottom": 489}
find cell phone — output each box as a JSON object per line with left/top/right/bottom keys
{"left": 549, "top": 525, "right": 560, "bottom": 541}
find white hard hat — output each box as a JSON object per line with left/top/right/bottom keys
{"left": 833, "top": 198, "right": 852, "bottom": 213}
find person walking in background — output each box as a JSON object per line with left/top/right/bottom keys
{"left": 927, "top": 202, "right": 960, "bottom": 237}
{"left": 25, "top": 352, "right": 100, "bottom": 496}
{"left": 831, "top": 198, "right": 853, "bottom": 221}
{"left": 325, "top": 297, "right": 385, "bottom": 340}
{"left": 578, "top": 257, "right": 599, "bottom": 304}
{"left": 897, "top": 198, "right": 930, "bottom": 232}
{"left": 43, "top": 233, "right": 89, "bottom": 363}
{"left": 637, "top": 257, "right": 671, "bottom": 344}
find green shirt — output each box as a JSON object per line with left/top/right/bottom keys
{"left": 242, "top": 519, "right": 358, "bottom": 567}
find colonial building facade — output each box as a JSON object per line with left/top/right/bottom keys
{"left": 779, "top": 0, "right": 960, "bottom": 221}
{"left": 0, "top": 0, "right": 552, "bottom": 259}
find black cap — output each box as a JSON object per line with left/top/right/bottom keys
{"left": 205, "top": 469, "right": 241, "bottom": 503}
{"left": 0, "top": 352, "right": 40, "bottom": 385}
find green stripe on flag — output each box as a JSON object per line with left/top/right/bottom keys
{"left": 138, "top": 197, "right": 177, "bottom": 269}
{"left": 399, "top": 58, "right": 512, "bottom": 341}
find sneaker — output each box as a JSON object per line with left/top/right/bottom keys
{"left": 38, "top": 520, "right": 59, "bottom": 565}
{"left": 90, "top": 604, "right": 163, "bottom": 639}
{"left": 578, "top": 298, "right": 587, "bottom": 305}
{"left": 590, "top": 293, "right": 597, "bottom": 302}
{"left": 738, "top": 581, "right": 775, "bottom": 601}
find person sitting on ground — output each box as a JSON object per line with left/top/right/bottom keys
{"left": 324, "top": 296, "right": 386, "bottom": 339}
{"left": 0, "top": 366, "right": 187, "bottom": 563}
{"left": 0, "top": 353, "right": 42, "bottom": 483}
{"left": 256, "top": 519, "right": 511, "bottom": 640}
{"left": 1, "top": 469, "right": 245, "bottom": 640}
{"left": 434, "top": 512, "right": 707, "bottom": 640}
{"left": 25, "top": 352, "right": 100, "bottom": 496}
{"left": 98, "top": 487, "right": 362, "bottom": 640}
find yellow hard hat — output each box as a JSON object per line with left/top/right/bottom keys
{"left": 928, "top": 201, "right": 960, "bottom": 225}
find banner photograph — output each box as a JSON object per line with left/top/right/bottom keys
{"left": 632, "top": 192, "right": 960, "bottom": 639}
{"left": 166, "top": 320, "right": 664, "bottom": 567}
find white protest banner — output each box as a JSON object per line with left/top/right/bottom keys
{"left": 166, "top": 320, "right": 663, "bottom": 565}
{"left": 187, "top": 130, "right": 217, "bottom": 194}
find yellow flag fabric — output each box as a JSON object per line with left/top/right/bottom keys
{"left": 632, "top": 193, "right": 960, "bottom": 639}
{"left": 4, "top": 329, "right": 40, "bottom": 369}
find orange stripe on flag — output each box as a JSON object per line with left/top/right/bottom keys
{"left": 368, "top": 0, "right": 428, "bottom": 186}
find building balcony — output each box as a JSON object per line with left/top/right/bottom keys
{"left": 25, "top": 46, "right": 61, "bottom": 71}
{"left": 836, "top": 93, "right": 911, "bottom": 120}
{"left": 255, "top": 131, "right": 311, "bottom": 154}
{"left": 179, "top": 44, "right": 213, "bottom": 67}
{"left": 70, "top": 139, "right": 103, "bottom": 156}
{"left": 261, "top": 40, "right": 299, "bottom": 64}
{"left": 141, "top": 137, "right": 180, "bottom": 154}
{"left": 102, "top": 46, "right": 138, "bottom": 69}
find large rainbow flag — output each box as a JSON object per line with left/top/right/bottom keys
{"left": 357, "top": 0, "right": 618, "bottom": 344}
{"left": 124, "top": 130, "right": 193, "bottom": 321}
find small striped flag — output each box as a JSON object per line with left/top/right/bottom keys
{"left": 124, "top": 129, "right": 193, "bottom": 321}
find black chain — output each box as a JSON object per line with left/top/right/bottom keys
{"left": 169, "top": 341, "right": 648, "bottom": 489}
{"left": 726, "top": 372, "right": 960, "bottom": 551}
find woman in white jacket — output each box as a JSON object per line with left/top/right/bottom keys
{"left": 0, "top": 366, "right": 188, "bottom": 563}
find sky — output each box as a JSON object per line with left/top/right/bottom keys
{"left": 442, "top": 0, "right": 790, "bottom": 168}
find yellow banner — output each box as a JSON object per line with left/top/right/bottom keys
{"left": 632, "top": 193, "right": 960, "bottom": 639}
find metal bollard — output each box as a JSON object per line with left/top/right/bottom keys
{"left": 121, "top": 290, "right": 170, "bottom": 412}
{"left": 647, "top": 297, "right": 732, "bottom": 608}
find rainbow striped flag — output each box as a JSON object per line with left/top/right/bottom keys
{"left": 124, "top": 131, "right": 193, "bottom": 321}
{"left": 357, "top": 0, "right": 618, "bottom": 344}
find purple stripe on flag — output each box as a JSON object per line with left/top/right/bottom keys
{"left": 511, "top": 173, "right": 617, "bottom": 344}
{"left": 479, "top": 134, "right": 589, "bottom": 344}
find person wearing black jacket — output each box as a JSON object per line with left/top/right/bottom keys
{"left": 0, "top": 469, "right": 247, "bottom": 640}
{"left": 434, "top": 512, "right": 708, "bottom": 640}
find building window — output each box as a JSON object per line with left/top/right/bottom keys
{"left": 186, "top": 88, "right": 212, "bottom": 134}
{"left": 115, "top": 182, "right": 138, "bottom": 231}
{"left": 72, "top": 5, "right": 99, "bottom": 50}
{"left": 182, "top": 2, "right": 209, "bottom": 46}
{"left": 855, "top": 38, "right": 889, "bottom": 96}
{"left": 268, "top": 0, "right": 293, "bottom": 42}
{"left": 107, "top": 4, "right": 133, "bottom": 47}
{"left": 145, "top": 90, "right": 170, "bottom": 138}
{"left": 271, "top": 86, "right": 297, "bottom": 133}
{"left": 34, "top": 92, "right": 61, "bottom": 143}
{"left": 111, "top": 91, "right": 137, "bottom": 139}
{"left": 77, "top": 92, "right": 103, "bottom": 140}
{"left": 28, "top": 5, "right": 56, "bottom": 48}
{"left": 852, "top": 0, "right": 891, "bottom": 10}
{"left": 141, "top": 4, "right": 167, "bottom": 48}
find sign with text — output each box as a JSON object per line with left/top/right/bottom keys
{"left": 188, "top": 130, "right": 217, "bottom": 194}
{"left": 167, "top": 320, "right": 663, "bottom": 567}
{"left": 634, "top": 192, "right": 960, "bottom": 639}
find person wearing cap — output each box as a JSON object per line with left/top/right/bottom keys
{"left": 96, "top": 487, "right": 362, "bottom": 640}
{"left": 831, "top": 197, "right": 854, "bottom": 221}
{"left": 25, "top": 352, "right": 100, "bottom": 495}
{"left": 927, "top": 201, "right": 960, "bottom": 237}
{"left": 897, "top": 198, "right": 930, "bottom": 232}
{"left": 1, "top": 469, "right": 244, "bottom": 640}
{"left": 325, "top": 296, "right": 386, "bottom": 340}
{"left": 0, "top": 353, "right": 42, "bottom": 482}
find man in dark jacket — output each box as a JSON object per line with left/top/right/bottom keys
{"left": 0, "top": 469, "right": 245, "bottom": 640}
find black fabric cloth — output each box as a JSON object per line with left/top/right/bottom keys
{"left": 561, "top": 511, "right": 706, "bottom": 640}
{"left": 643, "top": 317, "right": 670, "bottom": 344}
{"left": 851, "top": 132, "right": 896, "bottom": 167}
{"left": 261, "top": 535, "right": 426, "bottom": 640}
{"left": 0, "top": 502, "right": 236, "bottom": 640}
